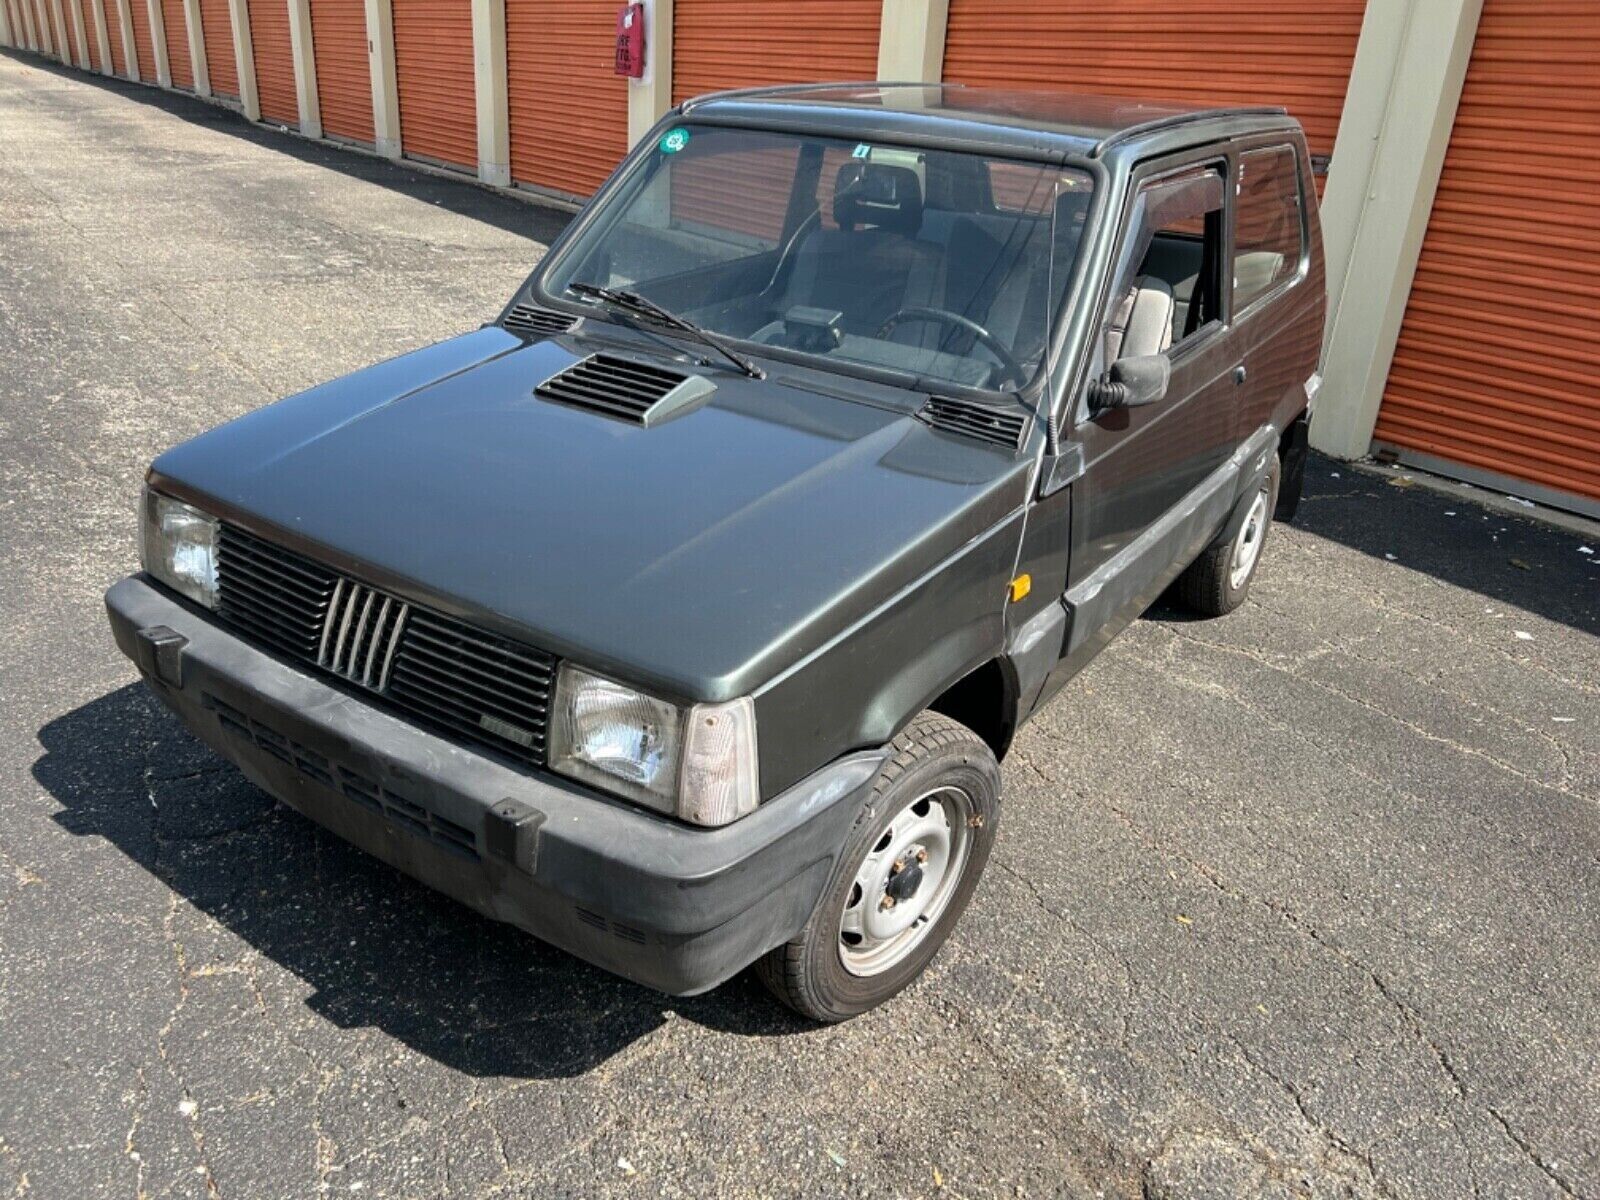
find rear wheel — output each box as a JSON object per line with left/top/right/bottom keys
{"left": 756, "top": 712, "right": 1000, "bottom": 1022}
{"left": 1174, "top": 455, "right": 1280, "bottom": 617}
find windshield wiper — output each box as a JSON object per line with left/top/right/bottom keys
{"left": 566, "top": 281, "right": 764, "bottom": 379}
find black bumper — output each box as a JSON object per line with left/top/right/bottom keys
{"left": 106, "top": 576, "right": 881, "bottom": 996}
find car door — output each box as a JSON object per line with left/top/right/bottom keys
{"left": 1048, "top": 152, "right": 1249, "bottom": 674}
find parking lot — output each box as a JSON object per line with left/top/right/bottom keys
{"left": 2, "top": 51, "right": 1597, "bottom": 1199}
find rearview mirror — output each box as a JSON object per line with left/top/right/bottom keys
{"left": 1088, "top": 355, "right": 1170, "bottom": 413}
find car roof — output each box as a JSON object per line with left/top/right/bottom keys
{"left": 680, "top": 82, "right": 1294, "bottom": 163}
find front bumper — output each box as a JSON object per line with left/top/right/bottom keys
{"left": 106, "top": 575, "right": 881, "bottom": 995}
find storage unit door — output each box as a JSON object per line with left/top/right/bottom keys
{"left": 160, "top": 0, "right": 192, "bottom": 85}
{"left": 248, "top": 0, "right": 297, "bottom": 123}
{"left": 198, "top": 0, "right": 237, "bottom": 96}
{"left": 943, "top": 1, "right": 1365, "bottom": 173}
{"left": 77, "top": 0, "right": 100, "bottom": 67}
{"left": 671, "top": 0, "right": 881, "bottom": 103}
{"left": 310, "top": 0, "right": 372, "bottom": 144}
{"left": 1374, "top": 1, "right": 1600, "bottom": 515}
{"left": 505, "top": 0, "right": 626, "bottom": 198}
{"left": 127, "top": 0, "right": 156, "bottom": 79}
{"left": 392, "top": 0, "right": 475, "bottom": 170}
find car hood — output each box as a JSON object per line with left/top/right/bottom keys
{"left": 151, "top": 328, "right": 1034, "bottom": 700}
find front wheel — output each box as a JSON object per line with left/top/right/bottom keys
{"left": 755, "top": 712, "right": 1000, "bottom": 1022}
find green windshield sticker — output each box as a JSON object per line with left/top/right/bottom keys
{"left": 658, "top": 128, "right": 690, "bottom": 154}
{"left": 852, "top": 143, "right": 871, "bottom": 159}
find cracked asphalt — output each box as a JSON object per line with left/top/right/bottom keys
{"left": 3, "top": 50, "right": 1599, "bottom": 1200}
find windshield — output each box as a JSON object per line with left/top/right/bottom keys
{"left": 539, "top": 124, "right": 1094, "bottom": 393}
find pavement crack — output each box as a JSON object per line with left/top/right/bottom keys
{"left": 1486, "top": 1107, "right": 1578, "bottom": 1198}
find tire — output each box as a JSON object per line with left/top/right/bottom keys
{"left": 755, "top": 712, "right": 1001, "bottom": 1023}
{"left": 1174, "top": 454, "right": 1281, "bottom": 617}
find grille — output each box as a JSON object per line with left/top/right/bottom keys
{"left": 318, "top": 579, "right": 409, "bottom": 691}
{"left": 213, "top": 525, "right": 554, "bottom": 769}
{"left": 920, "top": 396, "right": 1029, "bottom": 450}
{"left": 535, "top": 353, "right": 692, "bottom": 422}
{"left": 503, "top": 303, "right": 577, "bottom": 338}
{"left": 388, "top": 609, "right": 554, "bottom": 765}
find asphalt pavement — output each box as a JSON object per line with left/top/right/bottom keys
{"left": 2, "top": 50, "right": 1597, "bottom": 1200}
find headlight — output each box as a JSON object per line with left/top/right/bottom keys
{"left": 549, "top": 664, "right": 759, "bottom": 826}
{"left": 139, "top": 487, "right": 219, "bottom": 609}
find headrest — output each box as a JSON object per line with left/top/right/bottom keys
{"left": 832, "top": 162, "right": 923, "bottom": 235}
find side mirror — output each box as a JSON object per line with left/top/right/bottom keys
{"left": 1088, "top": 355, "right": 1170, "bottom": 413}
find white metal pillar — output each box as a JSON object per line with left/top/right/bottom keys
{"left": 471, "top": 0, "right": 508, "bottom": 184}
{"left": 148, "top": 0, "right": 171, "bottom": 84}
{"left": 1312, "top": 0, "right": 1484, "bottom": 458}
{"left": 286, "top": 0, "right": 320, "bottom": 135}
{"left": 364, "top": 0, "right": 400, "bottom": 158}
{"left": 877, "top": 0, "right": 946, "bottom": 82}
{"left": 226, "top": 0, "right": 258, "bottom": 117}
{"left": 626, "top": 0, "right": 671, "bottom": 147}
{"left": 183, "top": 0, "right": 207, "bottom": 92}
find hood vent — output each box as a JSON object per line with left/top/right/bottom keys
{"left": 920, "top": 396, "right": 1029, "bottom": 450}
{"left": 535, "top": 353, "right": 715, "bottom": 425}
{"left": 503, "top": 304, "right": 578, "bottom": 338}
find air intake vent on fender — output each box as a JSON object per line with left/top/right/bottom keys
{"left": 534, "top": 353, "right": 714, "bottom": 425}
{"left": 503, "top": 304, "right": 578, "bottom": 338}
{"left": 920, "top": 396, "right": 1029, "bottom": 450}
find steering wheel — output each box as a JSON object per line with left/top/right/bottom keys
{"left": 875, "top": 307, "right": 1028, "bottom": 389}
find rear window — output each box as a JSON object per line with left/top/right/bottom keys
{"left": 1233, "top": 147, "right": 1306, "bottom": 311}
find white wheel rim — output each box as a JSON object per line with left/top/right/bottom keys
{"left": 838, "top": 786, "right": 973, "bottom": 977}
{"left": 1229, "top": 489, "right": 1270, "bottom": 591}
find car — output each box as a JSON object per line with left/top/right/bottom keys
{"left": 107, "top": 83, "right": 1325, "bottom": 1022}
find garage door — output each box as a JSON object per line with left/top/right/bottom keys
{"left": 247, "top": 0, "right": 296, "bottom": 123}
{"left": 310, "top": 0, "right": 372, "bottom": 143}
{"left": 1373, "top": 0, "right": 1600, "bottom": 515}
{"left": 943, "top": 1, "right": 1365, "bottom": 172}
{"left": 160, "top": 0, "right": 191, "bottom": 86}
{"left": 671, "top": 0, "right": 880, "bottom": 103}
{"left": 505, "top": 0, "right": 626, "bottom": 197}
{"left": 392, "top": 0, "right": 475, "bottom": 170}
{"left": 198, "top": 0, "right": 237, "bottom": 97}
{"left": 127, "top": 0, "right": 156, "bottom": 79}
{"left": 77, "top": 0, "right": 100, "bottom": 68}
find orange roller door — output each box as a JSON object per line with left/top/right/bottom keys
{"left": 248, "top": 0, "right": 297, "bottom": 124}
{"left": 198, "top": 0, "right": 237, "bottom": 97}
{"left": 671, "top": 0, "right": 880, "bottom": 103}
{"left": 506, "top": 0, "right": 626, "bottom": 197}
{"left": 392, "top": 0, "right": 476, "bottom": 171}
{"left": 310, "top": 0, "right": 373, "bottom": 144}
{"left": 77, "top": 0, "right": 100, "bottom": 68}
{"left": 127, "top": 0, "right": 156, "bottom": 79}
{"left": 1374, "top": 0, "right": 1600, "bottom": 514}
{"left": 161, "top": 0, "right": 192, "bottom": 86}
{"left": 943, "top": 1, "right": 1364, "bottom": 170}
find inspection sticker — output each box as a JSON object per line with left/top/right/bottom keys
{"left": 852, "top": 143, "right": 872, "bottom": 159}
{"left": 659, "top": 128, "right": 690, "bottom": 154}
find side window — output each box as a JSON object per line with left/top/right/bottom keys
{"left": 1233, "top": 146, "right": 1305, "bottom": 311}
{"left": 1099, "top": 165, "right": 1226, "bottom": 369}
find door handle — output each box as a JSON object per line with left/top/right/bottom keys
{"left": 1233, "top": 364, "right": 1248, "bottom": 385}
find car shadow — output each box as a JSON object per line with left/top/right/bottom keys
{"left": 6, "top": 48, "right": 572, "bottom": 247}
{"left": 1146, "top": 453, "right": 1598, "bottom": 634}
{"left": 36, "top": 683, "right": 810, "bottom": 1079}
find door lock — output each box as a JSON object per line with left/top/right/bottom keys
{"left": 1233, "top": 365, "right": 1248, "bottom": 385}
